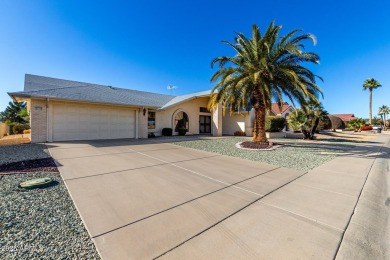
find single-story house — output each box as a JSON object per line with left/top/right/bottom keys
{"left": 8, "top": 74, "right": 293, "bottom": 143}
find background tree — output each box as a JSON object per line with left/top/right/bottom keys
{"left": 363, "top": 78, "right": 381, "bottom": 124}
{"left": 371, "top": 116, "right": 382, "bottom": 126}
{"left": 0, "top": 101, "right": 28, "bottom": 124}
{"left": 209, "top": 22, "right": 322, "bottom": 143}
{"left": 378, "top": 105, "right": 389, "bottom": 130}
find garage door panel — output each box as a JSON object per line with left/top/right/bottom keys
{"left": 52, "top": 102, "right": 136, "bottom": 141}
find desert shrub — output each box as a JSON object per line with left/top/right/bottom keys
{"left": 178, "top": 127, "right": 187, "bottom": 136}
{"left": 360, "top": 125, "right": 373, "bottom": 131}
{"left": 23, "top": 129, "right": 31, "bottom": 134}
{"left": 234, "top": 131, "right": 246, "bottom": 136}
{"left": 265, "top": 116, "right": 286, "bottom": 132}
{"left": 12, "top": 124, "right": 29, "bottom": 134}
{"left": 162, "top": 128, "right": 173, "bottom": 136}
{"left": 327, "top": 115, "right": 345, "bottom": 130}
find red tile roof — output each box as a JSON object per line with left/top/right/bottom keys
{"left": 329, "top": 114, "right": 356, "bottom": 122}
{"left": 271, "top": 102, "right": 292, "bottom": 115}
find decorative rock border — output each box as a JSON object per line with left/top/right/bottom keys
{"left": 235, "top": 142, "right": 284, "bottom": 151}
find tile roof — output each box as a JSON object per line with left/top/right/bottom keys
{"left": 270, "top": 102, "right": 292, "bottom": 115}
{"left": 328, "top": 114, "right": 356, "bottom": 122}
{"left": 9, "top": 74, "right": 176, "bottom": 108}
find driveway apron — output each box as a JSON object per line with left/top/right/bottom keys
{"left": 48, "top": 136, "right": 389, "bottom": 259}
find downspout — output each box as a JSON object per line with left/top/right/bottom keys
{"left": 135, "top": 109, "right": 139, "bottom": 139}
{"left": 46, "top": 98, "right": 49, "bottom": 142}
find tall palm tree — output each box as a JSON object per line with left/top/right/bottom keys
{"left": 363, "top": 78, "right": 382, "bottom": 124}
{"left": 209, "top": 22, "right": 322, "bottom": 143}
{"left": 379, "top": 105, "right": 389, "bottom": 129}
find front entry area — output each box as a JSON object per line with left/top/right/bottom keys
{"left": 199, "top": 115, "right": 211, "bottom": 134}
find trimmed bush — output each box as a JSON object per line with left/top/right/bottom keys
{"left": 265, "top": 116, "right": 286, "bottom": 132}
{"left": 327, "top": 115, "right": 345, "bottom": 130}
{"left": 162, "top": 128, "right": 173, "bottom": 136}
{"left": 12, "top": 124, "right": 29, "bottom": 135}
{"left": 178, "top": 127, "right": 187, "bottom": 136}
{"left": 234, "top": 131, "right": 246, "bottom": 136}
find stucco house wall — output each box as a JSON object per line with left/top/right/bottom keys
{"left": 0, "top": 123, "right": 9, "bottom": 138}
{"left": 153, "top": 97, "right": 212, "bottom": 136}
{"left": 222, "top": 113, "right": 246, "bottom": 135}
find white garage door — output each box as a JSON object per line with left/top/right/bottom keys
{"left": 52, "top": 102, "right": 136, "bottom": 141}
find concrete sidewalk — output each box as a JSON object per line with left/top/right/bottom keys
{"left": 49, "top": 135, "right": 390, "bottom": 259}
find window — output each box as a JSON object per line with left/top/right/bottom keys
{"left": 148, "top": 111, "right": 156, "bottom": 129}
{"left": 174, "top": 111, "right": 189, "bottom": 132}
{"left": 200, "top": 107, "right": 210, "bottom": 113}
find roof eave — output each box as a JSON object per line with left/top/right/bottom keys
{"left": 7, "top": 92, "right": 161, "bottom": 109}
{"left": 159, "top": 94, "right": 210, "bottom": 111}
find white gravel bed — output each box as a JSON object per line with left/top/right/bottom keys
{"left": 0, "top": 172, "right": 100, "bottom": 259}
{"left": 174, "top": 137, "right": 356, "bottom": 171}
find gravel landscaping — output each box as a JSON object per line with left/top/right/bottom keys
{"left": 0, "top": 144, "right": 50, "bottom": 165}
{"left": 0, "top": 144, "right": 100, "bottom": 259}
{"left": 173, "top": 136, "right": 357, "bottom": 171}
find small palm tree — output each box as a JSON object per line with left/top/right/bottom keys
{"left": 379, "top": 105, "right": 389, "bottom": 129}
{"left": 288, "top": 102, "right": 327, "bottom": 139}
{"left": 363, "top": 78, "right": 382, "bottom": 124}
{"left": 209, "top": 22, "right": 322, "bottom": 143}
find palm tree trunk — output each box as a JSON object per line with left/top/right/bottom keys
{"left": 369, "top": 89, "right": 372, "bottom": 124}
{"left": 253, "top": 106, "right": 267, "bottom": 143}
{"left": 310, "top": 117, "right": 320, "bottom": 138}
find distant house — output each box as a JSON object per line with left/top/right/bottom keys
{"left": 270, "top": 102, "right": 294, "bottom": 118}
{"left": 328, "top": 114, "right": 356, "bottom": 123}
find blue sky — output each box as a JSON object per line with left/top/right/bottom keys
{"left": 0, "top": 0, "right": 389, "bottom": 118}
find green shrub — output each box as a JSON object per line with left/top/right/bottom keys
{"left": 265, "top": 116, "right": 286, "bottom": 132}
{"left": 12, "top": 124, "right": 29, "bottom": 134}
{"left": 234, "top": 131, "right": 246, "bottom": 136}
{"left": 178, "top": 127, "right": 187, "bottom": 136}
{"left": 7, "top": 122, "right": 16, "bottom": 135}
{"left": 162, "top": 128, "right": 173, "bottom": 136}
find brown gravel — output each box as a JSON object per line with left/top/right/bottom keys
{"left": 240, "top": 141, "right": 274, "bottom": 149}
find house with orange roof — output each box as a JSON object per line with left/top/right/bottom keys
{"left": 328, "top": 114, "right": 356, "bottom": 123}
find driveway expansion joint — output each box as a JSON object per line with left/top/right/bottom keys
{"left": 153, "top": 169, "right": 310, "bottom": 259}
{"left": 90, "top": 166, "right": 281, "bottom": 239}
{"left": 62, "top": 155, "right": 222, "bottom": 181}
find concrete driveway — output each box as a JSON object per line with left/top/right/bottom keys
{"left": 48, "top": 136, "right": 389, "bottom": 260}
